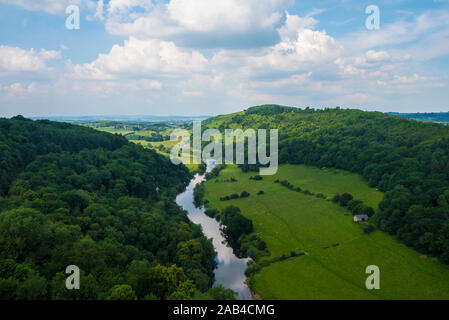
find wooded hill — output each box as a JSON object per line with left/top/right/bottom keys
{"left": 204, "top": 105, "right": 449, "bottom": 264}
{"left": 0, "top": 116, "right": 228, "bottom": 300}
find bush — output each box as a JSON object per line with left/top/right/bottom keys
{"left": 221, "top": 206, "right": 253, "bottom": 240}
{"left": 240, "top": 191, "right": 250, "bottom": 198}
{"left": 205, "top": 208, "right": 219, "bottom": 218}
{"left": 332, "top": 193, "right": 341, "bottom": 203}
{"left": 347, "top": 200, "right": 364, "bottom": 214}
{"left": 340, "top": 193, "right": 353, "bottom": 206}
{"left": 363, "top": 223, "right": 376, "bottom": 234}
{"left": 257, "top": 190, "right": 265, "bottom": 195}
{"left": 245, "top": 263, "right": 261, "bottom": 276}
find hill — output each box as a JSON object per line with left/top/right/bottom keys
{"left": 390, "top": 112, "right": 449, "bottom": 124}
{"left": 0, "top": 116, "right": 222, "bottom": 300}
{"left": 204, "top": 105, "right": 449, "bottom": 264}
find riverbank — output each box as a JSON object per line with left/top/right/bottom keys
{"left": 175, "top": 161, "right": 252, "bottom": 300}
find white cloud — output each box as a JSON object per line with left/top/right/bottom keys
{"left": 277, "top": 12, "right": 318, "bottom": 40}
{"left": 250, "top": 72, "right": 312, "bottom": 88}
{"left": 167, "top": 0, "right": 286, "bottom": 32}
{"left": 103, "top": 0, "right": 291, "bottom": 48}
{"left": 0, "top": 82, "right": 37, "bottom": 97}
{"left": 240, "top": 17, "right": 343, "bottom": 73}
{"left": 0, "top": 0, "right": 83, "bottom": 15}
{"left": 365, "top": 50, "right": 391, "bottom": 63}
{"left": 342, "top": 10, "right": 449, "bottom": 61}
{"left": 0, "top": 45, "right": 60, "bottom": 72}
{"left": 69, "top": 37, "right": 208, "bottom": 80}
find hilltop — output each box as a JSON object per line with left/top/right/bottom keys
{"left": 204, "top": 105, "right": 449, "bottom": 264}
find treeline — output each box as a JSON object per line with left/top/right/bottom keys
{"left": 204, "top": 206, "right": 268, "bottom": 261}
{"left": 220, "top": 191, "right": 250, "bottom": 201}
{"left": 126, "top": 133, "right": 169, "bottom": 142}
{"left": 204, "top": 105, "right": 449, "bottom": 263}
{"left": 0, "top": 117, "right": 232, "bottom": 300}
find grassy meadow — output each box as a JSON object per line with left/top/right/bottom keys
{"left": 203, "top": 165, "right": 449, "bottom": 299}
{"left": 95, "top": 126, "right": 135, "bottom": 135}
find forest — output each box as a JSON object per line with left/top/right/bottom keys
{"left": 0, "top": 116, "right": 234, "bottom": 300}
{"left": 204, "top": 105, "right": 449, "bottom": 264}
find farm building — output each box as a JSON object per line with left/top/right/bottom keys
{"left": 354, "top": 215, "right": 369, "bottom": 223}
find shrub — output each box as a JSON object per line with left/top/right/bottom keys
{"left": 257, "top": 190, "right": 265, "bottom": 195}
{"left": 245, "top": 263, "right": 261, "bottom": 276}
{"left": 240, "top": 191, "right": 250, "bottom": 198}
{"left": 205, "top": 208, "right": 219, "bottom": 218}
{"left": 340, "top": 193, "right": 353, "bottom": 206}
{"left": 221, "top": 206, "right": 253, "bottom": 240}
{"left": 363, "top": 223, "right": 376, "bottom": 234}
{"left": 332, "top": 193, "right": 341, "bottom": 203}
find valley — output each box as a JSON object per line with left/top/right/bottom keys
{"left": 203, "top": 164, "right": 449, "bottom": 299}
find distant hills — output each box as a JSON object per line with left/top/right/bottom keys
{"left": 390, "top": 112, "right": 449, "bottom": 123}
{"left": 30, "top": 114, "right": 210, "bottom": 124}
{"left": 28, "top": 110, "right": 449, "bottom": 125}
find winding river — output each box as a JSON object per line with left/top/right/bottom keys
{"left": 175, "top": 161, "right": 252, "bottom": 300}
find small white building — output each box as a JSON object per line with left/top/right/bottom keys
{"left": 354, "top": 215, "right": 369, "bottom": 223}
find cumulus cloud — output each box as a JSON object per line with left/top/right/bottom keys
{"left": 237, "top": 15, "right": 343, "bottom": 74}
{"left": 0, "top": 45, "right": 60, "bottom": 72}
{"left": 103, "top": 0, "right": 291, "bottom": 48}
{"left": 0, "top": 82, "right": 37, "bottom": 97}
{"left": 69, "top": 37, "right": 208, "bottom": 80}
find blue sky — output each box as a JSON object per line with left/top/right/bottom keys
{"left": 0, "top": 0, "right": 448, "bottom": 117}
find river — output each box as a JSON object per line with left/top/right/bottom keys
{"left": 175, "top": 161, "right": 252, "bottom": 300}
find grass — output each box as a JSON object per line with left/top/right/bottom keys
{"left": 130, "top": 140, "right": 199, "bottom": 172}
{"left": 95, "top": 127, "right": 134, "bottom": 135}
{"left": 203, "top": 164, "right": 449, "bottom": 299}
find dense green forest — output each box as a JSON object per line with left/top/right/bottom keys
{"left": 204, "top": 105, "right": 449, "bottom": 264}
{"left": 0, "top": 116, "right": 233, "bottom": 300}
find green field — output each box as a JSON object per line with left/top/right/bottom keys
{"left": 204, "top": 165, "right": 449, "bottom": 299}
{"left": 130, "top": 140, "right": 199, "bottom": 172}
{"left": 95, "top": 126, "right": 135, "bottom": 135}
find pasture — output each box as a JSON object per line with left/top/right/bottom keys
{"left": 204, "top": 165, "right": 449, "bottom": 299}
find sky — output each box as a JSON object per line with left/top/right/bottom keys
{"left": 0, "top": 0, "right": 449, "bottom": 117}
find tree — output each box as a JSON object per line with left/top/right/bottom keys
{"left": 339, "top": 193, "right": 353, "bottom": 207}
{"left": 167, "top": 280, "right": 196, "bottom": 300}
{"left": 108, "top": 285, "right": 137, "bottom": 300}
{"left": 0, "top": 208, "right": 50, "bottom": 261}
{"left": 16, "top": 273, "right": 47, "bottom": 300}
{"left": 222, "top": 206, "right": 253, "bottom": 240}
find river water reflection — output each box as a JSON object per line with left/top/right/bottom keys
{"left": 175, "top": 162, "right": 252, "bottom": 300}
